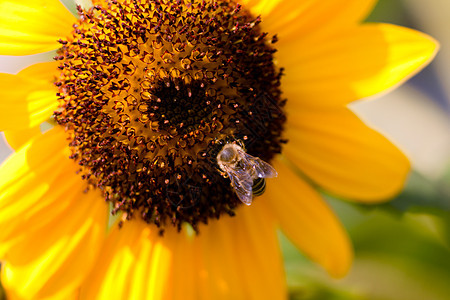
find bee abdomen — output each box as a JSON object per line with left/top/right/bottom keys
{"left": 252, "top": 178, "right": 266, "bottom": 197}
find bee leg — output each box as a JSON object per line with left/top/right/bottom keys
{"left": 236, "top": 139, "right": 246, "bottom": 151}
{"left": 217, "top": 168, "right": 228, "bottom": 178}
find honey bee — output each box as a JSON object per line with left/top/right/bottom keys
{"left": 216, "top": 140, "right": 277, "bottom": 205}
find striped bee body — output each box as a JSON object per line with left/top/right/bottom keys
{"left": 252, "top": 178, "right": 266, "bottom": 197}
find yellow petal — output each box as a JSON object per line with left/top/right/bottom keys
{"left": 80, "top": 219, "right": 174, "bottom": 300}
{"left": 193, "top": 202, "right": 286, "bottom": 300}
{"left": 240, "top": 0, "right": 283, "bottom": 17}
{"left": 17, "top": 60, "right": 61, "bottom": 80}
{"left": 0, "top": 128, "right": 108, "bottom": 300}
{"left": 281, "top": 24, "right": 439, "bottom": 107}
{"left": 0, "top": 128, "right": 70, "bottom": 242}
{"left": 3, "top": 127, "right": 42, "bottom": 150}
{"left": 81, "top": 201, "right": 286, "bottom": 300}
{"left": 169, "top": 227, "right": 197, "bottom": 300}
{"left": 284, "top": 106, "right": 411, "bottom": 201}
{"left": 2, "top": 189, "right": 108, "bottom": 300}
{"left": 263, "top": 158, "right": 352, "bottom": 277}
{"left": 245, "top": 0, "right": 376, "bottom": 43}
{"left": 0, "top": 62, "right": 59, "bottom": 130}
{"left": 0, "top": 0, "right": 76, "bottom": 55}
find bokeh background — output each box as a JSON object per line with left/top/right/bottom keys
{"left": 1, "top": 0, "right": 449, "bottom": 299}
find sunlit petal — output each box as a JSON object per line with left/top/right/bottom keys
{"left": 281, "top": 24, "right": 438, "bottom": 107}
{"left": 0, "top": 0, "right": 76, "bottom": 55}
{"left": 284, "top": 107, "right": 410, "bottom": 201}
{"left": 263, "top": 158, "right": 352, "bottom": 277}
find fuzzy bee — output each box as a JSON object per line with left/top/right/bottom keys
{"left": 216, "top": 140, "right": 277, "bottom": 205}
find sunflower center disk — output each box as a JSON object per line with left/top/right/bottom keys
{"left": 54, "top": 0, "right": 286, "bottom": 231}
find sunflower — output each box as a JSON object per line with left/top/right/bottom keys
{"left": 0, "top": 0, "right": 438, "bottom": 299}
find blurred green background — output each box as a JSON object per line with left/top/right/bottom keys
{"left": 0, "top": 0, "right": 449, "bottom": 299}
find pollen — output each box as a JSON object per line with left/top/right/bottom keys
{"left": 54, "top": 0, "right": 286, "bottom": 231}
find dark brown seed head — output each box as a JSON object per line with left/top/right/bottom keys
{"left": 54, "top": 0, "right": 286, "bottom": 231}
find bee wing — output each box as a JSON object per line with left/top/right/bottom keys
{"left": 226, "top": 169, "right": 254, "bottom": 205}
{"left": 238, "top": 150, "right": 278, "bottom": 178}
{"left": 253, "top": 157, "right": 277, "bottom": 178}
